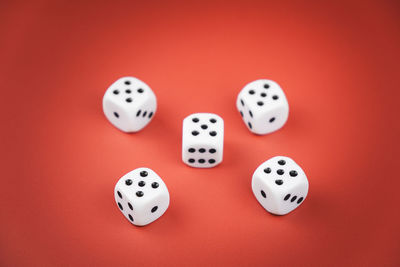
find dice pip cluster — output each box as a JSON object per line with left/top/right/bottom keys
{"left": 103, "top": 76, "right": 309, "bottom": 226}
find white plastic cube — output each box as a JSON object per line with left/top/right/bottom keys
{"left": 236, "top": 79, "right": 289, "bottom": 135}
{"left": 252, "top": 156, "right": 308, "bottom": 215}
{"left": 103, "top": 76, "right": 157, "bottom": 132}
{"left": 182, "top": 113, "right": 224, "bottom": 168}
{"left": 114, "top": 167, "right": 169, "bottom": 226}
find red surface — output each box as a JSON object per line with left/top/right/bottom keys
{"left": 1, "top": 0, "right": 399, "bottom": 266}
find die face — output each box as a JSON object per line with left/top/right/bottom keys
{"left": 114, "top": 167, "right": 169, "bottom": 226}
{"left": 182, "top": 113, "right": 224, "bottom": 168}
{"left": 103, "top": 100, "right": 132, "bottom": 132}
{"left": 182, "top": 144, "right": 222, "bottom": 168}
{"left": 236, "top": 79, "right": 289, "bottom": 135}
{"left": 103, "top": 76, "right": 157, "bottom": 132}
{"left": 252, "top": 156, "right": 308, "bottom": 215}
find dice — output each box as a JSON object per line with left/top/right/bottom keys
{"left": 182, "top": 113, "right": 224, "bottom": 168}
{"left": 103, "top": 76, "right": 157, "bottom": 132}
{"left": 251, "top": 156, "right": 308, "bottom": 215}
{"left": 114, "top": 167, "right": 169, "bottom": 226}
{"left": 236, "top": 79, "right": 289, "bottom": 135}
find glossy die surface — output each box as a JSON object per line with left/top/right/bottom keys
{"left": 114, "top": 168, "right": 169, "bottom": 226}
{"left": 252, "top": 156, "right": 308, "bottom": 215}
{"left": 236, "top": 79, "right": 289, "bottom": 135}
{"left": 103, "top": 76, "right": 156, "bottom": 132}
{"left": 182, "top": 113, "right": 224, "bottom": 168}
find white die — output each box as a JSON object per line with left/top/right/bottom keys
{"left": 103, "top": 76, "right": 157, "bottom": 132}
{"left": 236, "top": 79, "right": 289, "bottom": 135}
{"left": 182, "top": 113, "right": 224, "bottom": 168}
{"left": 114, "top": 168, "right": 169, "bottom": 226}
{"left": 252, "top": 156, "right": 308, "bottom": 215}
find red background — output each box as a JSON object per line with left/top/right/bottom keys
{"left": 1, "top": 0, "right": 399, "bottom": 266}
